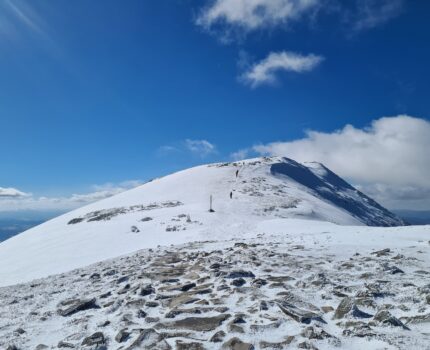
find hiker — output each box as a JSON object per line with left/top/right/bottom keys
{"left": 230, "top": 191, "right": 233, "bottom": 199}
{"left": 236, "top": 169, "right": 239, "bottom": 177}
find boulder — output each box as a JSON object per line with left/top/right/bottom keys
{"left": 57, "top": 298, "right": 98, "bottom": 317}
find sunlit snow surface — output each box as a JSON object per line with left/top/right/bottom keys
{"left": 0, "top": 157, "right": 404, "bottom": 286}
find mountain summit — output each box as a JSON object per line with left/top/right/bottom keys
{"left": 0, "top": 157, "right": 403, "bottom": 286}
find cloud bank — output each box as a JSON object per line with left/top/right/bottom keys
{"left": 234, "top": 115, "right": 430, "bottom": 209}
{"left": 240, "top": 51, "right": 324, "bottom": 88}
{"left": 0, "top": 180, "right": 143, "bottom": 212}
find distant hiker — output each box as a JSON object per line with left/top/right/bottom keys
{"left": 230, "top": 191, "right": 233, "bottom": 199}
{"left": 236, "top": 169, "right": 239, "bottom": 177}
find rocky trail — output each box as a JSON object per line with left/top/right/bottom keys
{"left": 1, "top": 233, "right": 429, "bottom": 350}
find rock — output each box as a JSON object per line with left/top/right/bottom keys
{"left": 371, "top": 248, "right": 391, "bottom": 257}
{"left": 231, "top": 278, "right": 246, "bottom": 287}
{"left": 175, "top": 340, "right": 206, "bottom": 350}
{"left": 251, "top": 278, "right": 267, "bottom": 287}
{"left": 137, "top": 309, "right": 147, "bottom": 318}
{"left": 277, "top": 301, "right": 325, "bottom": 324}
{"left": 210, "top": 330, "right": 226, "bottom": 342}
{"left": 373, "top": 310, "right": 410, "bottom": 330}
{"left": 118, "top": 283, "right": 131, "bottom": 294}
{"left": 35, "top": 345, "right": 49, "bottom": 350}
{"left": 226, "top": 270, "right": 255, "bottom": 279}
{"left": 298, "top": 341, "right": 318, "bottom": 349}
{"left": 250, "top": 321, "right": 282, "bottom": 332}
{"left": 167, "top": 294, "right": 200, "bottom": 308}
{"left": 58, "top": 341, "right": 75, "bottom": 348}
{"left": 426, "top": 295, "right": 430, "bottom": 304}
{"left": 321, "top": 306, "right": 334, "bottom": 313}
{"left": 90, "top": 273, "right": 101, "bottom": 280}
{"left": 228, "top": 323, "right": 245, "bottom": 333}
{"left": 222, "top": 337, "right": 254, "bottom": 350}
{"left": 15, "top": 327, "right": 25, "bottom": 335}
{"left": 383, "top": 265, "right": 404, "bottom": 274}
{"left": 156, "top": 314, "right": 231, "bottom": 332}
{"left": 259, "top": 337, "right": 294, "bottom": 349}
{"left": 146, "top": 301, "right": 159, "bottom": 307}
{"left": 124, "top": 329, "right": 171, "bottom": 350}
{"left": 301, "top": 325, "right": 334, "bottom": 340}
{"left": 334, "top": 297, "right": 372, "bottom": 319}
{"left": 400, "top": 313, "right": 430, "bottom": 324}
{"left": 140, "top": 284, "right": 155, "bottom": 296}
{"left": 181, "top": 282, "right": 196, "bottom": 292}
{"left": 57, "top": 298, "right": 98, "bottom": 317}
{"left": 115, "top": 329, "right": 130, "bottom": 343}
{"left": 6, "top": 346, "right": 19, "bottom": 350}
{"left": 82, "top": 332, "right": 105, "bottom": 347}
{"left": 146, "top": 317, "right": 160, "bottom": 323}
{"left": 131, "top": 225, "right": 140, "bottom": 232}
{"left": 210, "top": 263, "right": 221, "bottom": 269}
{"left": 141, "top": 216, "right": 153, "bottom": 222}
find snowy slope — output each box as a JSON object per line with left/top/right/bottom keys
{"left": 0, "top": 157, "right": 404, "bottom": 286}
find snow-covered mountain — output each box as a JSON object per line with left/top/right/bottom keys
{"left": 0, "top": 157, "right": 404, "bottom": 286}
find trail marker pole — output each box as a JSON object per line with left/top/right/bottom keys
{"left": 209, "top": 195, "right": 215, "bottom": 212}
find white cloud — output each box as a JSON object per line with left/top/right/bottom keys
{"left": 196, "top": 0, "right": 404, "bottom": 40}
{"left": 231, "top": 148, "right": 250, "bottom": 161}
{"left": 0, "top": 180, "right": 143, "bottom": 212}
{"left": 234, "top": 115, "right": 430, "bottom": 209}
{"left": 352, "top": 0, "right": 403, "bottom": 32}
{"left": 240, "top": 51, "right": 324, "bottom": 88}
{"left": 197, "top": 0, "right": 320, "bottom": 33}
{"left": 185, "top": 139, "right": 217, "bottom": 157}
{"left": 0, "top": 187, "right": 31, "bottom": 198}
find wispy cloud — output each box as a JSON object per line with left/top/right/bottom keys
{"left": 0, "top": 180, "right": 144, "bottom": 212}
{"left": 240, "top": 51, "right": 324, "bottom": 88}
{"left": 0, "top": 187, "right": 31, "bottom": 198}
{"left": 158, "top": 139, "right": 217, "bottom": 158}
{"left": 196, "top": 0, "right": 404, "bottom": 40}
{"left": 351, "top": 0, "right": 403, "bottom": 32}
{"left": 185, "top": 139, "right": 217, "bottom": 157}
{"left": 196, "top": 0, "right": 320, "bottom": 38}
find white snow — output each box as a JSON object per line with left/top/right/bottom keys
{"left": 0, "top": 157, "right": 406, "bottom": 286}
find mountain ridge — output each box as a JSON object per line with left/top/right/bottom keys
{"left": 0, "top": 156, "right": 404, "bottom": 286}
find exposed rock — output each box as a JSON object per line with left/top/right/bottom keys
{"left": 124, "top": 328, "right": 171, "bottom": 350}
{"left": 57, "top": 341, "right": 75, "bottom": 348}
{"left": 334, "top": 297, "right": 372, "bottom": 319}
{"left": 371, "top": 248, "right": 391, "bottom": 257}
{"left": 210, "top": 330, "right": 226, "bottom": 342}
{"left": 35, "top": 345, "right": 48, "bottom": 350}
{"left": 222, "top": 337, "right": 254, "bottom": 350}
{"left": 373, "top": 310, "right": 410, "bottom": 330}
{"left": 181, "top": 282, "right": 196, "bottom": 292}
{"left": 156, "top": 314, "right": 231, "bottom": 332}
{"left": 277, "top": 301, "right": 325, "bottom": 324}
{"left": 81, "top": 332, "right": 105, "bottom": 347}
{"left": 226, "top": 270, "right": 255, "bottom": 279}
{"left": 57, "top": 298, "right": 98, "bottom": 317}
{"left": 140, "top": 284, "right": 155, "bottom": 296}
{"left": 115, "top": 329, "right": 130, "bottom": 343}
{"left": 231, "top": 278, "right": 246, "bottom": 287}
{"left": 259, "top": 337, "right": 294, "bottom": 349}
{"left": 175, "top": 340, "right": 206, "bottom": 350}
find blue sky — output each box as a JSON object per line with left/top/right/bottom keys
{"left": 1, "top": 0, "right": 429, "bottom": 212}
